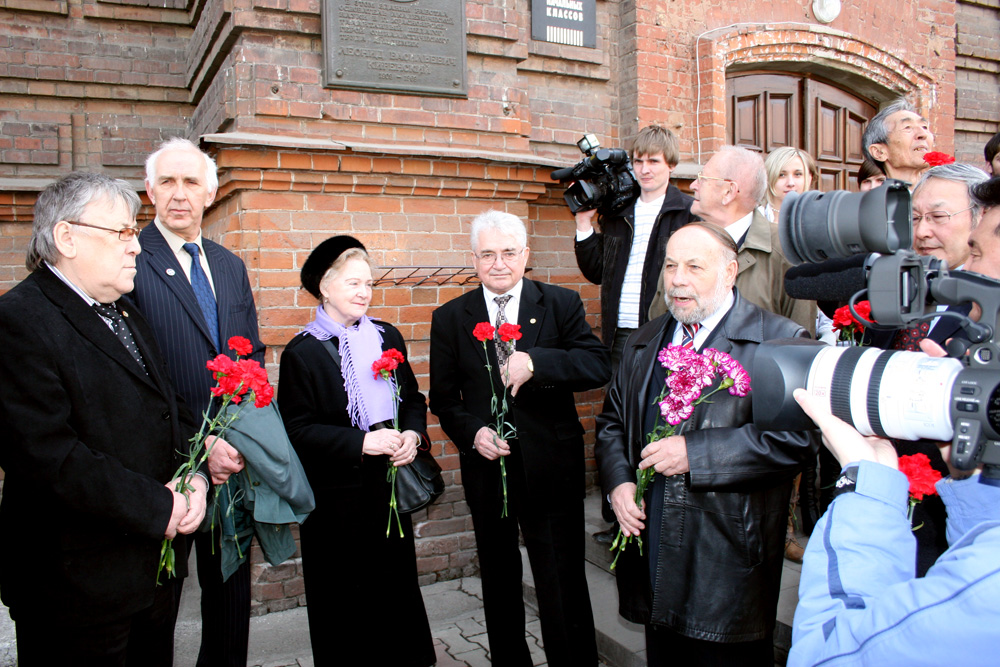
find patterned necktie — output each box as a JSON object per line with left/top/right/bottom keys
{"left": 892, "top": 321, "right": 931, "bottom": 351}
{"left": 681, "top": 322, "right": 700, "bottom": 349}
{"left": 93, "top": 302, "right": 147, "bottom": 373}
{"left": 494, "top": 295, "right": 513, "bottom": 366}
{"left": 182, "top": 242, "right": 220, "bottom": 351}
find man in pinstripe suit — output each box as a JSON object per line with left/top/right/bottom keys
{"left": 131, "top": 138, "right": 265, "bottom": 667}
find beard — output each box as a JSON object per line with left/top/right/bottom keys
{"left": 666, "top": 273, "right": 732, "bottom": 325}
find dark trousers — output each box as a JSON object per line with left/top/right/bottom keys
{"left": 193, "top": 528, "right": 252, "bottom": 667}
{"left": 645, "top": 624, "right": 773, "bottom": 667}
{"left": 464, "top": 446, "right": 598, "bottom": 667}
{"left": 14, "top": 580, "right": 178, "bottom": 667}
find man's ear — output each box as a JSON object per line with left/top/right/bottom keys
{"left": 868, "top": 143, "right": 888, "bottom": 163}
{"left": 205, "top": 188, "right": 217, "bottom": 208}
{"left": 725, "top": 258, "right": 738, "bottom": 286}
{"left": 52, "top": 220, "right": 79, "bottom": 259}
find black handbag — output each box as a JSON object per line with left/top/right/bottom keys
{"left": 319, "top": 339, "right": 444, "bottom": 514}
{"left": 395, "top": 447, "right": 444, "bottom": 514}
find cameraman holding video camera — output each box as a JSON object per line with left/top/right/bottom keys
{"left": 772, "top": 176, "right": 1000, "bottom": 663}
{"left": 573, "top": 125, "right": 698, "bottom": 362}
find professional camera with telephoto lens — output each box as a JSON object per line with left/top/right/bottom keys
{"left": 550, "top": 134, "right": 640, "bottom": 218}
{"left": 754, "top": 180, "right": 1000, "bottom": 485}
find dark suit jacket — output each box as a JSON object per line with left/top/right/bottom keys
{"left": 864, "top": 303, "right": 972, "bottom": 350}
{"left": 131, "top": 223, "right": 264, "bottom": 421}
{"left": 0, "top": 268, "right": 195, "bottom": 624}
{"left": 429, "top": 278, "right": 611, "bottom": 502}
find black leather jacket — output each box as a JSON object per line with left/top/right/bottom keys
{"left": 595, "top": 291, "right": 818, "bottom": 641}
{"left": 574, "top": 184, "right": 696, "bottom": 345}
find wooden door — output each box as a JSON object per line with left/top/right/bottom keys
{"left": 726, "top": 73, "right": 876, "bottom": 191}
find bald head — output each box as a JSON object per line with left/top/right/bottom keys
{"left": 662, "top": 222, "right": 739, "bottom": 324}
{"left": 691, "top": 146, "right": 766, "bottom": 226}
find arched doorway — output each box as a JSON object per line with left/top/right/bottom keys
{"left": 726, "top": 73, "right": 877, "bottom": 191}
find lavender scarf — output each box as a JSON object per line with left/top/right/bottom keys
{"left": 301, "top": 306, "right": 397, "bottom": 431}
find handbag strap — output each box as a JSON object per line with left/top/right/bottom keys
{"left": 319, "top": 338, "right": 342, "bottom": 369}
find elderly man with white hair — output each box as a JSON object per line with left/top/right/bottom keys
{"left": 430, "top": 210, "right": 611, "bottom": 667}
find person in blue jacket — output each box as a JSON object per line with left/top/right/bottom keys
{"left": 788, "top": 347, "right": 1000, "bottom": 666}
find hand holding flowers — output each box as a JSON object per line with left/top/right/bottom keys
{"left": 158, "top": 336, "right": 273, "bottom": 583}
{"left": 609, "top": 344, "right": 751, "bottom": 569}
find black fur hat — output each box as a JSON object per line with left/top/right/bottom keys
{"left": 300, "top": 235, "right": 366, "bottom": 299}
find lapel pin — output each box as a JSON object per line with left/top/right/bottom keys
{"left": 530, "top": 318, "right": 536, "bottom": 324}
{"left": 122, "top": 310, "right": 129, "bottom": 318}
{"left": 166, "top": 268, "right": 176, "bottom": 276}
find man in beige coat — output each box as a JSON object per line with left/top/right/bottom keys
{"left": 650, "top": 145, "right": 815, "bottom": 335}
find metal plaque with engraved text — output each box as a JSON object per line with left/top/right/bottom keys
{"left": 322, "top": 0, "right": 467, "bottom": 97}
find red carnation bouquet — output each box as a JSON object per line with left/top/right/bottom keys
{"left": 898, "top": 453, "right": 942, "bottom": 530}
{"left": 609, "top": 344, "right": 751, "bottom": 569}
{"left": 158, "top": 336, "right": 273, "bottom": 582}
{"left": 372, "top": 347, "right": 407, "bottom": 537}
{"left": 472, "top": 321, "right": 522, "bottom": 517}
{"left": 923, "top": 152, "right": 955, "bottom": 167}
{"left": 832, "top": 301, "right": 873, "bottom": 346}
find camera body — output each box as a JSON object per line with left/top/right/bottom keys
{"left": 755, "top": 181, "right": 1000, "bottom": 485}
{"left": 550, "top": 134, "right": 640, "bottom": 218}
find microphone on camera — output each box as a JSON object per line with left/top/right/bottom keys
{"left": 784, "top": 253, "right": 873, "bottom": 302}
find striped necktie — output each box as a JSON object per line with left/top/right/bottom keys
{"left": 681, "top": 322, "right": 700, "bottom": 349}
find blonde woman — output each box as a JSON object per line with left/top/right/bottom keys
{"left": 762, "top": 146, "right": 820, "bottom": 223}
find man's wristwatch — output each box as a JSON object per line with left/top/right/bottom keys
{"left": 526, "top": 354, "right": 534, "bottom": 374}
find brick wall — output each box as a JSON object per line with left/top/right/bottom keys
{"left": 0, "top": 0, "right": 984, "bottom": 615}
{"left": 955, "top": 1, "right": 1000, "bottom": 166}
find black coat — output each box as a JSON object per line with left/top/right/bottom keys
{"left": 574, "top": 184, "right": 697, "bottom": 345}
{"left": 596, "top": 290, "right": 818, "bottom": 641}
{"left": 277, "top": 323, "right": 435, "bottom": 667}
{"left": 429, "top": 278, "right": 611, "bottom": 501}
{"left": 0, "top": 268, "right": 195, "bottom": 625}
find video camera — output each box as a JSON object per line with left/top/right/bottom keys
{"left": 550, "top": 134, "right": 640, "bottom": 218}
{"left": 754, "top": 180, "right": 1000, "bottom": 485}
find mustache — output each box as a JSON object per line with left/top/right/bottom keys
{"left": 667, "top": 288, "right": 699, "bottom": 300}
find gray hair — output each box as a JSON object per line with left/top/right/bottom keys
{"left": 717, "top": 146, "right": 767, "bottom": 207}
{"left": 861, "top": 98, "right": 916, "bottom": 171}
{"left": 145, "top": 137, "right": 219, "bottom": 194}
{"left": 469, "top": 209, "right": 527, "bottom": 251}
{"left": 913, "top": 163, "right": 990, "bottom": 226}
{"left": 27, "top": 172, "right": 141, "bottom": 271}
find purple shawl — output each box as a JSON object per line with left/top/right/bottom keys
{"left": 301, "top": 306, "right": 396, "bottom": 431}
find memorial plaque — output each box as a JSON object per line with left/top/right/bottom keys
{"left": 530, "top": 0, "right": 595, "bottom": 48}
{"left": 322, "top": 0, "right": 467, "bottom": 97}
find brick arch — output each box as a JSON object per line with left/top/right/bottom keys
{"left": 693, "top": 25, "right": 937, "bottom": 160}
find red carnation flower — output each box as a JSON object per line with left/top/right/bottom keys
{"left": 372, "top": 348, "right": 405, "bottom": 380}
{"left": 498, "top": 323, "right": 522, "bottom": 343}
{"left": 923, "top": 152, "right": 955, "bottom": 167}
{"left": 228, "top": 335, "right": 253, "bottom": 357}
{"left": 473, "top": 322, "right": 495, "bottom": 342}
{"left": 898, "top": 453, "right": 942, "bottom": 501}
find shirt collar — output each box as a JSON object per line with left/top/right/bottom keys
{"left": 45, "top": 261, "right": 99, "bottom": 306}
{"left": 483, "top": 278, "right": 524, "bottom": 304}
{"left": 724, "top": 211, "right": 754, "bottom": 245}
{"left": 154, "top": 218, "right": 204, "bottom": 255}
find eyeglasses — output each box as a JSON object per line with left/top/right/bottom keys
{"left": 695, "top": 172, "right": 735, "bottom": 186}
{"left": 911, "top": 206, "right": 974, "bottom": 226}
{"left": 474, "top": 249, "right": 525, "bottom": 265}
{"left": 65, "top": 220, "right": 140, "bottom": 241}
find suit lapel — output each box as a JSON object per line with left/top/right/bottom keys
{"left": 516, "top": 279, "right": 544, "bottom": 351}
{"left": 140, "top": 224, "right": 218, "bottom": 353}
{"left": 462, "top": 286, "right": 493, "bottom": 367}
{"left": 35, "top": 269, "right": 157, "bottom": 390}
{"left": 203, "top": 241, "right": 232, "bottom": 342}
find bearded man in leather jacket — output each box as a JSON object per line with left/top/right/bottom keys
{"left": 595, "top": 222, "right": 818, "bottom": 665}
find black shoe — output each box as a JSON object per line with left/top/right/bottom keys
{"left": 592, "top": 526, "right": 618, "bottom": 544}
